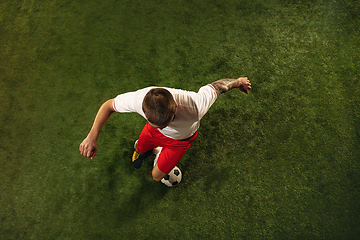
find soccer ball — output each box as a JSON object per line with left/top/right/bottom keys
{"left": 161, "top": 166, "right": 182, "bottom": 187}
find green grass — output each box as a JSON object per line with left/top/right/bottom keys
{"left": 1, "top": 0, "right": 359, "bottom": 239}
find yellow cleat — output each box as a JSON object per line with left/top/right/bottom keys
{"left": 131, "top": 149, "right": 154, "bottom": 169}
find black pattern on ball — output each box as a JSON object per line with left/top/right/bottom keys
{"left": 161, "top": 166, "right": 182, "bottom": 187}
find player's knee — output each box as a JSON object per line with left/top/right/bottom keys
{"left": 152, "top": 174, "right": 162, "bottom": 182}
{"left": 152, "top": 166, "right": 165, "bottom": 182}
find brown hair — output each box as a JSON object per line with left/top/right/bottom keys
{"left": 142, "top": 88, "right": 176, "bottom": 127}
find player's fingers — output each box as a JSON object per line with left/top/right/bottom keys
{"left": 80, "top": 142, "right": 88, "bottom": 155}
{"left": 90, "top": 149, "right": 97, "bottom": 159}
{"left": 245, "top": 81, "right": 251, "bottom": 89}
{"left": 86, "top": 148, "right": 94, "bottom": 158}
{"left": 80, "top": 145, "right": 86, "bottom": 156}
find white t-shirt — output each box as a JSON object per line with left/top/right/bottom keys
{"left": 113, "top": 84, "right": 218, "bottom": 140}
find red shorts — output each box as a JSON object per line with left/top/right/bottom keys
{"left": 136, "top": 122, "right": 198, "bottom": 174}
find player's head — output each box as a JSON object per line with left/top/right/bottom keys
{"left": 142, "top": 88, "right": 176, "bottom": 128}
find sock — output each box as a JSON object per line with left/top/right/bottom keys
{"left": 153, "top": 147, "right": 163, "bottom": 166}
{"left": 134, "top": 139, "right": 138, "bottom": 151}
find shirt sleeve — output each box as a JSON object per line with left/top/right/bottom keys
{"left": 112, "top": 87, "right": 154, "bottom": 118}
{"left": 193, "top": 84, "right": 218, "bottom": 120}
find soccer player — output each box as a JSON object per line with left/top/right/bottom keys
{"left": 79, "top": 77, "right": 251, "bottom": 181}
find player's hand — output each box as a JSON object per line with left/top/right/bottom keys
{"left": 79, "top": 136, "right": 97, "bottom": 159}
{"left": 237, "top": 77, "right": 251, "bottom": 94}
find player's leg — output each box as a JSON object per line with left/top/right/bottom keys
{"left": 152, "top": 130, "right": 198, "bottom": 182}
{"left": 132, "top": 140, "right": 155, "bottom": 169}
{"left": 132, "top": 124, "right": 158, "bottom": 169}
{"left": 152, "top": 164, "right": 166, "bottom": 182}
{"left": 152, "top": 145, "right": 187, "bottom": 181}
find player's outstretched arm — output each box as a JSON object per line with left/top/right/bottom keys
{"left": 79, "top": 99, "right": 115, "bottom": 159}
{"left": 211, "top": 77, "right": 251, "bottom": 96}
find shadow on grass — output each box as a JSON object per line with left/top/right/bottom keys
{"left": 179, "top": 107, "right": 254, "bottom": 189}
{"left": 104, "top": 140, "right": 168, "bottom": 224}
{"left": 114, "top": 178, "right": 167, "bottom": 224}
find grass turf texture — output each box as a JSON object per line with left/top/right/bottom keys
{"left": 1, "top": 0, "right": 359, "bottom": 239}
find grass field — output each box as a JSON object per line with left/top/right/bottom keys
{"left": 1, "top": 0, "right": 359, "bottom": 239}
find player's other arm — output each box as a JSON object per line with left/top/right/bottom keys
{"left": 79, "top": 99, "right": 115, "bottom": 159}
{"left": 211, "top": 77, "right": 251, "bottom": 96}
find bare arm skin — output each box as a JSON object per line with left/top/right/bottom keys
{"left": 79, "top": 99, "right": 115, "bottom": 159}
{"left": 211, "top": 77, "right": 252, "bottom": 96}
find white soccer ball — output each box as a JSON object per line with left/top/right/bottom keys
{"left": 161, "top": 166, "right": 182, "bottom": 187}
